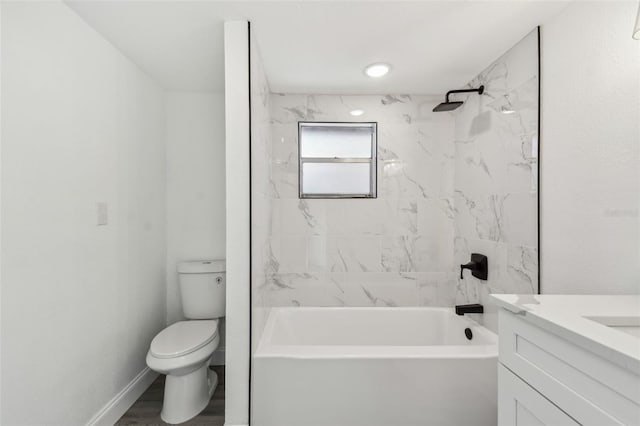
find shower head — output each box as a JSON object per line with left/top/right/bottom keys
{"left": 433, "top": 85, "right": 485, "bottom": 112}
{"left": 433, "top": 101, "right": 464, "bottom": 112}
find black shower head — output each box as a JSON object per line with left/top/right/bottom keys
{"left": 433, "top": 101, "right": 464, "bottom": 112}
{"left": 433, "top": 85, "right": 485, "bottom": 112}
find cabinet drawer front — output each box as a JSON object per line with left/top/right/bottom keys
{"left": 499, "top": 310, "right": 640, "bottom": 426}
{"left": 499, "top": 365, "right": 579, "bottom": 426}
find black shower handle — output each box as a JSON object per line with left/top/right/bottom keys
{"left": 460, "top": 262, "right": 474, "bottom": 279}
{"left": 459, "top": 253, "right": 488, "bottom": 280}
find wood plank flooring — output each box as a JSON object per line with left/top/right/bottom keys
{"left": 116, "top": 366, "right": 224, "bottom": 426}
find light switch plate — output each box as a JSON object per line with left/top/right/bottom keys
{"left": 97, "top": 202, "right": 108, "bottom": 226}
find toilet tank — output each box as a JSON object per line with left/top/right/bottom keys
{"left": 178, "top": 260, "right": 226, "bottom": 320}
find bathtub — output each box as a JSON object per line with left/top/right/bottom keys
{"left": 253, "top": 307, "right": 498, "bottom": 426}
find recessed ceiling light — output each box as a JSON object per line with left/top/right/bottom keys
{"left": 350, "top": 109, "right": 365, "bottom": 117}
{"left": 364, "top": 63, "right": 390, "bottom": 78}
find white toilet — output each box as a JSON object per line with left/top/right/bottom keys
{"left": 146, "top": 260, "right": 226, "bottom": 424}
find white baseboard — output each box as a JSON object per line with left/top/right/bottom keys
{"left": 86, "top": 367, "right": 159, "bottom": 426}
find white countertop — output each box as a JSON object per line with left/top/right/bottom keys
{"left": 490, "top": 294, "right": 640, "bottom": 375}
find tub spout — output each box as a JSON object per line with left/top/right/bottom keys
{"left": 455, "top": 304, "right": 484, "bottom": 316}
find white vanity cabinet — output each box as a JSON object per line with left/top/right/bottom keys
{"left": 493, "top": 296, "right": 640, "bottom": 426}
{"left": 498, "top": 364, "right": 578, "bottom": 426}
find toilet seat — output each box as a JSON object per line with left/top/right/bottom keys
{"left": 150, "top": 320, "right": 219, "bottom": 359}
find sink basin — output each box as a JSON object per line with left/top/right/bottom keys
{"left": 585, "top": 316, "right": 640, "bottom": 338}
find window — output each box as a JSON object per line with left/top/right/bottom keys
{"left": 298, "top": 122, "right": 377, "bottom": 198}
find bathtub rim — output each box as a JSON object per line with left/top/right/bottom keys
{"left": 255, "top": 306, "right": 498, "bottom": 360}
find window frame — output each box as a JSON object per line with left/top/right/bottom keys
{"left": 298, "top": 121, "right": 378, "bottom": 199}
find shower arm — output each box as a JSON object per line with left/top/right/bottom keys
{"left": 445, "top": 85, "right": 485, "bottom": 103}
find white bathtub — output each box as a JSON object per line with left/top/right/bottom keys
{"left": 253, "top": 307, "right": 498, "bottom": 426}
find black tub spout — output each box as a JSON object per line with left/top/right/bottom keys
{"left": 455, "top": 304, "right": 484, "bottom": 316}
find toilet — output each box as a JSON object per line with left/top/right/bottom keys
{"left": 146, "top": 260, "right": 226, "bottom": 424}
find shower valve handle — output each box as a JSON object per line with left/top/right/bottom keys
{"left": 459, "top": 253, "right": 488, "bottom": 281}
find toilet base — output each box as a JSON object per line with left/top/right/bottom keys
{"left": 160, "top": 362, "right": 218, "bottom": 424}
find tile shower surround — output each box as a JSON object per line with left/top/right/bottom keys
{"left": 454, "top": 30, "right": 539, "bottom": 311}
{"left": 263, "top": 93, "right": 458, "bottom": 308}
{"left": 250, "top": 36, "right": 273, "bottom": 350}
{"left": 252, "top": 30, "right": 539, "bottom": 312}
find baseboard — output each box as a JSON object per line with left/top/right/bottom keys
{"left": 86, "top": 367, "right": 159, "bottom": 426}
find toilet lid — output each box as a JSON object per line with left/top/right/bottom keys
{"left": 150, "top": 320, "right": 218, "bottom": 359}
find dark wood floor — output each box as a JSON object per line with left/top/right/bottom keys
{"left": 116, "top": 366, "right": 225, "bottom": 426}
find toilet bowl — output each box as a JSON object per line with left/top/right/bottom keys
{"left": 146, "top": 260, "right": 226, "bottom": 424}
{"left": 147, "top": 320, "right": 220, "bottom": 424}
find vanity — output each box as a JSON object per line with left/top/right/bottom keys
{"left": 491, "top": 294, "right": 640, "bottom": 425}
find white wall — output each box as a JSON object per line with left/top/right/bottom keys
{"left": 224, "top": 21, "right": 250, "bottom": 426}
{"left": 165, "top": 91, "right": 226, "bottom": 362}
{"left": 1, "top": 2, "right": 166, "bottom": 424}
{"left": 541, "top": 1, "right": 640, "bottom": 294}
{"left": 0, "top": 2, "right": 3, "bottom": 421}
{"left": 166, "top": 92, "right": 226, "bottom": 323}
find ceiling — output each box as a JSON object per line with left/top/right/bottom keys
{"left": 66, "top": 0, "right": 571, "bottom": 95}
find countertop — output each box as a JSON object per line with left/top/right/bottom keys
{"left": 490, "top": 294, "right": 640, "bottom": 375}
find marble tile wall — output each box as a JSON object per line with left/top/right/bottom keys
{"left": 257, "top": 94, "right": 457, "bottom": 307}
{"left": 250, "top": 34, "right": 272, "bottom": 351}
{"left": 453, "top": 29, "right": 539, "bottom": 330}
{"left": 251, "top": 30, "right": 538, "bottom": 318}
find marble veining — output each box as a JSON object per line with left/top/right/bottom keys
{"left": 258, "top": 93, "right": 457, "bottom": 307}
{"left": 453, "top": 29, "right": 539, "bottom": 313}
